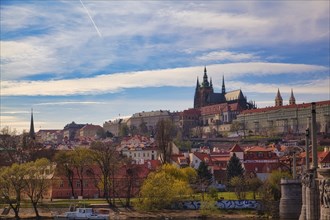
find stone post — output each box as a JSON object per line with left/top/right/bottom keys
{"left": 311, "top": 102, "right": 318, "bottom": 170}
{"left": 318, "top": 168, "right": 330, "bottom": 220}
{"left": 305, "top": 169, "right": 320, "bottom": 220}
{"left": 305, "top": 128, "right": 310, "bottom": 171}
{"left": 299, "top": 176, "right": 307, "bottom": 220}
{"left": 280, "top": 179, "right": 302, "bottom": 219}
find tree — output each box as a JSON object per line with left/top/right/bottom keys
{"left": 54, "top": 151, "right": 75, "bottom": 198}
{"left": 197, "top": 161, "right": 213, "bottom": 200}
{"left": 23, "top": 158, "right": 55, "bottom": 219}
{"left": 226, "top": 153, "right": 245, "bottom": 182}
{"left": 139, "top": 120, "right": 149, "bottom": 135}
{"left": 119, "top": 124, "right": 129, "bottom": 137}
{"left": 72, "top": 148, "right": 94, "bottom": 197}
{"left": 121, "top": 158, "right": 143, "bottom": 207}
{"left": 90, "top": 141, "right": 121, "bottom": 206}
{"left": 138, "top": 164, "right": 196, "bottom": 210}
{"left": 246, "top": 177, "right": 263, "bottom": 200}
{"left": 229, "top": 176, "right": 246, "bottom": 200}
{"left": 266, "top": 170, "right": 291, "bottom": 201}
{"left": 0, "top": 163, "right": 28, "bottom": 219}
{"left": 155, "top": 119, "right": 176, "bottom": 164}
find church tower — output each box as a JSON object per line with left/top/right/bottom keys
{"left": 275, "top": 89, "right": 283, "bottom": 107}
{"left": 193, "top": 67, "right": 214, "bottom": 108}
{"left": 29, "top": 109, "right": 35, "bottom": 139}
{"left": 289, "top": 89, "right": 296, "bottom": 105}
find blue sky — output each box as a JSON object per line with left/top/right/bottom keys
{"left": 1, "top": 0, "right": 329, "bottom": 133}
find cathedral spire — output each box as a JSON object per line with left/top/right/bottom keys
{"left": 195, "top": 77, "right": 200, "bottom": 90}
{"left": 222, "top": 75, "right": 226, "bottom": 94}
{"left": 289, "top": 88, "right": 296, "bottom": 105}
{"left": 202, "top": 66, "right": 209, "bottom": 87}
{"left": 29, "top": 108, "right": 35, "bottom": 139}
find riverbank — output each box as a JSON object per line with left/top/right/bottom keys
{"left": 1, "top": 207, "right": 263, "bottom": 219}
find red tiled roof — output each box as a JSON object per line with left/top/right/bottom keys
{"left": 81, "top": 124, "right": 102, "bottom": 130}
{"left": 183, "top": 108, "right": 201, "bottom": 115}
{"left": 245, "top": 146, "right": 273, "bottom": 152}
{"left": 193, "top": 152, "right": 212, "bottom": 164}
{"left": 230, "top": 144, "right": 244, "bottom": 152}
{"left": 241, "top": 100, "right": 330, "bottom": 115}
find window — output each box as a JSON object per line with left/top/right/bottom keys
{"left": 76, "top": 181, "right": 81, "bottom": 188}
{"left": 60, "top": 181, "right": 64, "bottom": 188}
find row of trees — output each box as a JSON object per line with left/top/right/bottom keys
{"left": 0, "top": 158, "right": 54, "bottom": 219}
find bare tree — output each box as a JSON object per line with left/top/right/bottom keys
{"left": 90, "top": 141, "right": 121, "bottom": 207}
{"left": 54, "top": 151, "right": 75, "bottom": 198}
{"left": 155, "top": 119, "right": 177, "bottom": 164}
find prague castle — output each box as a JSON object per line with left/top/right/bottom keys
{"left": 194, "top": 67, "right": 255, "bottom": 110}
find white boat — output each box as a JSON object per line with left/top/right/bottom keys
{"left": 54, "top": 207, "right": 109, "bottom": 220}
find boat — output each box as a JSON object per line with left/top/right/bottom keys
{"left": 54, "top": 207, "right": 109, "bottom": 220}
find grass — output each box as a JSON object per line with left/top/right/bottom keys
{"left": 0, "top": 191, "right": 261, "bottom": 210}
{"left": 192, "top": 191, "right": 261, "bottom": 201}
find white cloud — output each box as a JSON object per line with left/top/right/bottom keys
{"left": 198, "top": 50, "right": 260, "bottom": 62}
{"left": 34, "top": 101, "right": 107, "bottom": 106}
{"left": 1, "top": 63, "right": 327, "bottom": 96}
{"left": 1, "top": 1, "right": 328, "bottom": 80}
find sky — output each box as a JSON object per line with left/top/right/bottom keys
{"left": 1, "top": 0, "right": 329, "bottom": 133}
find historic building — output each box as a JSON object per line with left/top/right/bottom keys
{"left": 235, "top": 99, "right": 330, "bottom": 135}
{"left": 181, "top": 67, "right": 255, "bottom": 136}
{"left": 193, "top": 67, "right": 255, "bottom": 110}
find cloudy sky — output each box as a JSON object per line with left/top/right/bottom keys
{"left": 1, "top": 0, "right": 329, "bottom": 133}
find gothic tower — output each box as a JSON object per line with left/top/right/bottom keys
{"left": 193, "top": 67, "right": 214, "bottom": 108}
{"left": 275, "top": 89, "right": 283, "bottom": 107}
{"left": 289, "top": 89, "right": 296, "bottom": 105}
{"left": 29, "top": 108, "right": 35, "bottom": 139}
{"left": 222, "top": 75, "right": 226, "bottom": 94}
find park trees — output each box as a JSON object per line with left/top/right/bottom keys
{"left": 138, "top": 164, "right": 196, "bottom": 210}
{"left": 54, "top": 150, "right": 76, "bottom": 198}
{"left": 90, "top": 141, "right": 121, "bottom": 206}
{"left": 197, "top": 161, "right": 213, "bottom": 200}
{"left": 71, "top": 148, "right": 94, "bottom": 197}
{"left": 155, "top": 119, "right": 177, "bottom": 164}
{"left": 0, "top": 163, "right": 27, "bottom": 219}
{"left": 246, "top": 177, "right": 263, "bottom": 200}
{"left": 23, "top": 158, "right": 55, "bottom": 219}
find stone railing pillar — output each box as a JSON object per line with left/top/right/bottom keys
{"left": 280, "top": 179, "right": 302, "bottom": 219}
{"left": 305, "top": 169, "right": 320, "bottom": 220}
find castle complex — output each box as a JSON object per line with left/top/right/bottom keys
{"left": 102, "top": 67, "right": 329, "bottom": 137}
{"left": 193, "top": 67, "right": 255, "bottom": 110}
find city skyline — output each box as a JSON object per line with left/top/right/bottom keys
{"left": 1, "top": 1, "right": 329, "bottom": 133}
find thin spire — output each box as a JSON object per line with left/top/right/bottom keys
{"left": 289, "top": 88, "right": 296, "bottom": 105}
{"left": 275, "top": 88, "right": 283, "bottom": 107}
{"left": 210, "top": 77, "right": 213, "bottom": 87}
{"left": 195, "top": 77, "right": 200, "bottom": 90}
{"left": 202, "top": 66, "right": 209, "bottom": 87}
{"left": 222, "top": 75, "right": 226, "bottom": 94}
{"left": 29, "top": 108, "right": 35, "bottom": 139}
